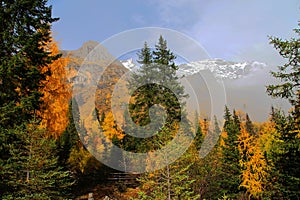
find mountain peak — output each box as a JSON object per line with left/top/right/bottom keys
{"left": 65, "top": 40, "right": 114, "bottom": 61}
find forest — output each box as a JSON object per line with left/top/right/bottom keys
{"left": 0, "top": 1, "right": 299, "bottom": 200}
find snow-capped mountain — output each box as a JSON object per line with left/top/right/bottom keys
{"left": 178, "top": 59, "right": 267, "bottom": 79}
{"left": 120, "top": 58, "right": 136, "bottom": 70}
{"left": 121, "top": 58, "right": 267, "bottom": 79}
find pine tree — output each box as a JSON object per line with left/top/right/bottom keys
{"left": 267, "top": 24, "right": 300, "bottom": 109}
{"left": 0, "top": 0, "right": 59, "bottom": 128}
{"left": 137, "top": 127, "right": 199, "bottom": 200}
{"left": 220, "top": 106, "right": 242, "bottom": 197}
{"left": 194, "top": 119, "right": 204, "bottom": 151}
{"left": 0, "top": 1, "right": 63, "bottom": 198}
{"left": 245, "top": 113, "right": 255, "bottom": 136}
{"left": 2, "top": 122, "right": 74, "bottom": 199}
{"left": 265, "top": 22, "right": 300, "bottom": 199}
{"left": 58, "top": 99, "right": 102, "bottom": 180}
{"left": 266, "top": 108, "right": 300, "bottom": 198}
{"left": 57, "top": 99, "right": 80, "bottom": 166}
{"left": 213, "top": 115, "right": 221, "bottom": 136}
{"left": 189, "top": 115, "right": 223, "bottom": 199}
{"left": 137, "top": 42, "right": 152, "bottom": 65}
{"left": 128, "top": 36, "right": 196, "bottom": 199}
{"left": 126, "top": 36, "right": 188, "bottom": 152}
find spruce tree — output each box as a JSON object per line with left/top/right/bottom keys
{"left": 57, "top": 99, "right": 81, "bottom": 166}
{"left": 194, "top": 120, "right": 204, "bottom": 151}
{"left": 0, "top": 1, "right": 63, "bottom": 198}
{"left": 0, "top": 0, "right": 59, "bottom": 128}
{"left": 266, "top": 22, "right": 300, "bottom": 199}
{"left": 220, "top": 106, "right": 242, "bottom": 197}
{"left": 137, "top": 42, "right": 152, "bottom": 65}
{"left": 2, "top": 122, "right": 74, "bottom": 199}
{"left": 126, "top": 36, "right": 188, "bottom": 152}
{"left": 126, "top": 37, "right": 197, "bottom": 198}
{"left": 245, "top": 113, "right": 255, "bottom": 136}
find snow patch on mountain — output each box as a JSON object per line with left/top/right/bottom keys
{"left": 120, "top": 58, "right": 136, "bottom": 70}
{"left": 121, "top": 58, "right": 267, "bottom": 79}
{"left": 179, "top": 59, "right": 267, "bottom": 79}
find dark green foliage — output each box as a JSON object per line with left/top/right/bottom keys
{"left": 265, "top": 23, "right": 300, "bottom": 199}
{"left": 245, "top": 113, "right": 255, "bottom": 136}
{"left": 220, "top": 106, "right": 242, "bottom": 197}
{"left": 57, "top": 99, "right": 81, "bottom": 166}
{"left": 1, "top": 122, "right": 74, "bottom": 199}
{"left": 266, "top": 24, "right": 300, "bottom": 107}
{"left": 194, "top": 121, "right": 204, "bottom": 151}
{"left": 265, "top": 109, "right": 300, "bottom": 199}
{"left": 126, "top": 36, "right": 188, "bottom": 153}
{"left": 0, "top": 1, "right": 75, "bottom": 199}
{"left": 189, "top": 115, "right": 223, "bottom": 199}
{"left": 0, "top": 0, "right": 59, "bottom": 128}
{"left": 137, "top": 42, "right": 152, "bottom": 65}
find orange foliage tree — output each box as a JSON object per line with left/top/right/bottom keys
{"left": 39, "top": 39, "right": 71, "bottom": 138}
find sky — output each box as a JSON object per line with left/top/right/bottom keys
{"left": 50, "top": 0, "right": 300, "bottom": 65}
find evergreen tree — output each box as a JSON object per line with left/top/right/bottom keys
{"left": 2, "top": 122, "right": 74, "bottom": 199}
{"left": 190, "top": 115, "right": 223, "bottom": 199}
{"left": 0, "top": 0, "right": 59, "bottom": 128}
{"left": 265, "top": 22, "right": 300, "bottom": 199}
{"left": 220, "top": 106, "right": 242, "bottom": 197}
{"left": 126, "top": 36, "right": 188, "bottom": 152}
{"left": 57, "top": 99, "right": 81, "bottom": 166}
{"left": 136, "top": 127, "right": 199, "bottom": 200}
{"left": 57, "top": 99, "right": 105, "bottom": 189}
{"left": 0, "top": 1, "right": 64, "bottom": 198}
{"left": 127, "top": 36, "right": 196, "bottom": 199}
{"left": 233, "top": 109, "right": 241, "bottom": 132}
{"left": 266, "top": 108, "right": 300, "bottom": 198}
{"left": 213, "top": 115, "right": 221, "bottom": 136}
{"left": 245, "top": 113, "right": 255, "bottom": 136}
{"left": 194, "top": 119, "right": 204, "bottom": 151}
{"left": 137, "top": 42, "right": 152, "bottom": 65}
{"left": 267, "top": 23, "right": 300, "bottom": 109}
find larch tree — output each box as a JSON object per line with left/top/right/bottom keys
{"left": 238, "top": 123, "right": 268, "bottom": 199}
{"left": 39, "top": 39, "right": 71, "bottom": 138}
{"left": 102, "top": 111, "right": 125, "bottom": 141}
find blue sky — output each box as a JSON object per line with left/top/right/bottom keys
{"left": 50, "top": 0, "right": 300, "bottom": 65}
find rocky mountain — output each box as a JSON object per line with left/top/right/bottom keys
{"left": 63, "top": 41, "right": 128, "bottom": 122}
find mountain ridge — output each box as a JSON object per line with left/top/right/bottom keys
{"left": 120, "top": 58, "right": 267, "bottom": 80}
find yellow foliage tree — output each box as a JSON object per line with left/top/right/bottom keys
{"left": 102, "top": 111, "right": 125, "bottom": 140}
{"left": 238, "top": 123, "right": 268, "bottom": 199}
{"left": 39, "top": 39, "right": 71, "bottom": 138}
